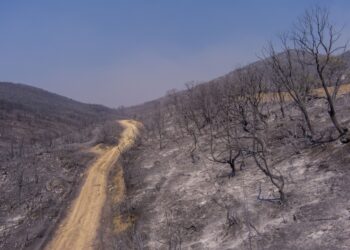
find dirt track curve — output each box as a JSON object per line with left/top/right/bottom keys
{"left": 45, "top": 120, "right": 140, "bottom": 250}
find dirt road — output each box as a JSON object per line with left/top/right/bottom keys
{"left": 45, "top": 120, "right": 140, "bottom": 250}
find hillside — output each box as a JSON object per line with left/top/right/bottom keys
{"left": 126, "top": 50, "right": 350, "bottom": 119}
{"left": 115, "top": 50, "right": 350, "bottom": 249}
{"left": 3, "top": 3, "right": 350, "bottom": 250}
{"left": 0, "top": 82, "right": 122, "bottom": 249}
{"left": 0, "top": 82, "right": 113, "bottom": 115}
{"left": 122, "top": 101, "right": 350, "bottom": 249}
{"left": 2, "top": 55, "right": 350, "bottom": 250}
{"left": 0, "top": 81, "right": 123, "bottom": 157}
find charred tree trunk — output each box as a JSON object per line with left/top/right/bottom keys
{"left": 228, "top": 161, "right": 236, "bottom": 178}
{"left": 299, "top": 104, "right": 314, "bottom": 137}
{"left": 326, "top": 93, "right": 346, "bottom": 135}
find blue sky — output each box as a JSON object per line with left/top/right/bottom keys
{"left": 0, "top": 0, "right": 349, "bottom": 107}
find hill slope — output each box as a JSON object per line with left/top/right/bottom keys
{"left": 0, "top": 82, "right": 121, "bottom": 250}
{"left": 0, "top": 82, "right": 115, "bottom": 120}
{"left": 126, "top": 50, "right": 350, "bottom": 118}
{"left": 117, "top": 51, "right": 350, "bottom": 249}
{"left": 0, "top": 82, "right": 120, "bottom": 156}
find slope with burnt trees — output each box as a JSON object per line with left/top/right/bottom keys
{"left": 0, "top": 82, "right": 122, "bottom": 249}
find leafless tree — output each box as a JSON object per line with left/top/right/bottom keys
{"left": 16, "top": 163, "right": 24, "bottom": 202}
{"left": 266, "top": 35, "right": 316, "bottom": 139}
{"left": 180, "top": 82, "right": 221, "bottom": 134}
{"left": 271, "top": 74, "right": 287, "bottom": 118}
{"left": 235, "top": 66, "right": 285, "bottom": 201}
{"left": 208, "top": 80, "right": 243, "bottom": 177}
{"left": 168, "top": 83, "right": 222, "bottom": 159}
{"left": 165, "top": 89, "right": 187, "bottom": 140}
{"left": 194, "top": 83, "right": 222, "bottom": 128}
{"left": 151, "top": 101, "right": 167, "bottom": 150}
{"left": 208, "top": 67, "right": 266, "bottom": 178}
{"left": 181, "top": 82, "right": 204, "bottom": 134}
{"left": 236, "top": 65, "right": 268, "bottom": 125}
{"left": 293, "top": 6, "right": 348, "bottom": 137}
{"left": 250, "top": 136, "right": 285, "bottom": 202}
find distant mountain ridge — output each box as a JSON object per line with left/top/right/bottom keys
{"left": 0, "top": 82, "right": 120, "bottom": 152}
{"left": 0, "top": 82, "right": 116, "bottom": 120}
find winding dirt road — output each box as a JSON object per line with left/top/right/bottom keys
{"left": 45, "top": 120, "right": 140, "bottom": 250}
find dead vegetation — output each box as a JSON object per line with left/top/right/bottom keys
{"left": 121, "top": 7, "right": 350, "bottom": 249}
{"left": 2, "top": 5, "right": 350, "bottom": 250}
{"left": 0, "top": 83, "right": 122, "bottom": 249}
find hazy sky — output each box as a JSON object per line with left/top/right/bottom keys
{"left": 0, "top": 0, "right": 349, "bottom": 107}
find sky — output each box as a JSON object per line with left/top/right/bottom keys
{"left": 0, "top": 0, "right": 349, "bottom": 107}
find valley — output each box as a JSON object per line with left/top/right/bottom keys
{"left": 2, "top": 3, "right": 350, "bottom": 249}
